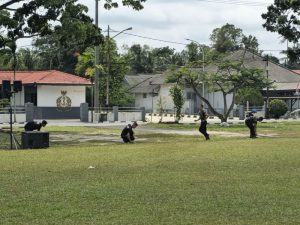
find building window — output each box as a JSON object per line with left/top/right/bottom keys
{"left": 143, "top": 93, "right": 147, "bottom": 98}
{"left": 186, "top": 92, "right": 195, "bottom": 100}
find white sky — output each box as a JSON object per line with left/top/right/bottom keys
{"left": 18, "top": 0, "right": 287, "bottom": 59}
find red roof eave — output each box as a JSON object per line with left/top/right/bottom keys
{"left": 0, "top": 70, "right": 91, "bottom": 85}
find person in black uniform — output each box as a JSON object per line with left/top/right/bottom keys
{"left": 24, "top": 120, "right": 47, "bottom": 131}
{"left": 121, "top": 122, "right": 138, "bottom": 143}
{"left": 195, "top": 104, "right": 210, "bottom": 140}
{"left": 245, "top": 111, "right": 263, "bottom": 138}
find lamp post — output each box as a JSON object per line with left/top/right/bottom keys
{"left": 106, "top": 26, "right": 132, "bottom": 107}
{"left": 94, "top": 0, "right": 100, "bottom": 111}
{"left": 185, "top": 39, "right": 205, "bottom": 106}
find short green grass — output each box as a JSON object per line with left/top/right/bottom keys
{"left": 1, "top": 122, "right": 300, "bottom": 225}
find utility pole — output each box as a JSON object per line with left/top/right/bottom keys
{"left": 105, "top": 26, "right": 132, "bottom": 107}
{"left": 106, "top": 25, "right": 110, "bottom": 107}
{"left": 265, "top": 54, "right": 270, "bottom": 119}
{"left": 94, "top": 0, "right": 100, "bottom": 111}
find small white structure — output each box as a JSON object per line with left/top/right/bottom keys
{"left": 0, "top": 70, "right": 91, "bottom": 119}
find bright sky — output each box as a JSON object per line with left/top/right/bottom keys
{"left": 19, "top": 0, "right": 287, "bottom": 59}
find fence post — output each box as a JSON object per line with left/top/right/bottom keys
{"left": 113, "top": 106, "right": 118, "bottom": 122}
{"left": 25, "top": 102, "right": 34, "bottom": 122}
{"left": 80, "top": 103, "right": 89, "bottom": 122}
{"left": 141, "top": 107, "right": 146, "bottom": 122}
{"left": 239, "top": 105, "right": 245, "bottom": 120}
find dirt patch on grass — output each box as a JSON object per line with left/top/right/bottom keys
{"left": 50, "top": 128, "right": 278, "bottom": 144}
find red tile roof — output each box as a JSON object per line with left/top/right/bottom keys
{"left": 293, "top": 70, "right": 300, "bottom": 75}
{"left": 0, "top": 70, "right": 91, "bottom": 85}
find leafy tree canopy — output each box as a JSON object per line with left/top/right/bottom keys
{"left": 210, "top": 23, "right": 243, "bottom": 53}
{"left": 262, "top": 0, "right": 300, "bottom": 43}
{"left": 123, "top": 44, "right": 183, "bottom": 74}
{"left": 75, "top": 39, "right": 133, "bottom": 106}
{"left": 166, "top": 51, "right": 270, "bottom": 122}
{"left": 0, "top": 0, "right": 146, "bottom": 47}
{"left": 262, "top": 1, "right": 300, "bottom": 65}
{"left": 236, "top": 87, "right": 264, "bottom": 106}
{"left": 210, "top": 23, "right": 259, "bottom": 53}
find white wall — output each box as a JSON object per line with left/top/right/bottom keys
{"left": 13, "top": 90, "right": 24, "bottom": 106}
{"left": 0, "top": 113, "right": 25, "bottom": 123}
{"left": 37, "top": 85, "right": 86, "bottom": 107}
{"left": 7, "top": 90, "right": 24, "bottom": 106}
{"left": 134, "top": 84, "right": 202, "bottom": 114}
{"left": 207, "top": 91, "right": 234, "bottom": 113}
{"left": 135, "top": 93, "right": 154, "bottom": 112}
{"left": 134, "top": 84, "right": 176, "bottom": 113}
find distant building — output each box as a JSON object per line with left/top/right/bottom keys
{"left": 0, "top": 70, "right": 91, "bottom": 119}
{"left": 125, "top": 73, "right": 203, "bottom": 114}
{"left": 125, "top": 50, "right": 300, "bottom": 115}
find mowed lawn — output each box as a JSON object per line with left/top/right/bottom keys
{"left": 0, "top": 122, "right": 300, "bottom": 225}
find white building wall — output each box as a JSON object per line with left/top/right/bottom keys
{"left": 134, "top": 84, "right": 200, "bottom": 114}
{"left": 134, "top": 84, "right": 176, "bottom": 113}
{"left": 12, "top": 90, "right": 24, "bottom": 106}
{"left": 207, "top": 91, "right": 234, "bottom": 113}
{"left": 159, "top": 84, "right": 175, "bottom": 112}
{"left": 37, "top": 85, "right": 86, "bottom": 107}
{"left": 134, "top": 93, "right": 154, "bottom": 112}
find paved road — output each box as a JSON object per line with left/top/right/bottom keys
{"left": 1, "top": 116, "right": 300, "bottom": 129}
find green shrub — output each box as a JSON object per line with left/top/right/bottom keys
{"left": 269, "top": 99, "right": 288, "bottom": 118}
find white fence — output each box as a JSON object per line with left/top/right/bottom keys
{"left": 87, "top": 107, "right": 144, "bottom": 123}
{"left": 0, "top": 107, "right": 26, "bottom": 123}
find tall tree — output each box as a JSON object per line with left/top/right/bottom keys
{"left": 124, "top": 44, "right": 154, "bottom": 74}
{"left": 0, "top": 0, "right": 146, "bottom": 71}
{"left": 75, "top": 39, "right": 133, "bottom": 106}
{"left": 124, "top": 44, "right": 188, "bottom": 74}
{"left": 0, "top": 0, "right": 146, "bottom": 43}
{"left": 169, "top": 84, "right": 184, "bottom": 123}
{"left": 262, "top": 1, "right": 300, "bottom": 64}
{"left": 210, "top": 23, "right": 243, "bottom": 53}
{"left": 0, "top": 1, "right": 101, "bottom": 46}
{"left": 167, "top": 51, "right": 270, "bottom": 122}
{"left": 242, "top": 35, "right": 259, "bottom": 53}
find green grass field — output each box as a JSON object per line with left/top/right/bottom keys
{"left": 1, "top": 122, "right": 300, "bottom": 225}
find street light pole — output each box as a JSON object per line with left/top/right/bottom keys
{"left": 94, "top": 0, "right": 100, "bottom": 111}
{"left": 186, "top": 38, "right": 205, "bottom": 105}
{"left": 106, "top": 26, "right": 132, "bottom": 107}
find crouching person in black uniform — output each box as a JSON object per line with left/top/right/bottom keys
{"left": 245, "top": 111, "right": 263, "bottom": 138}
{"left": 24, "top": 120, "right": 47, "bottom": 131}
{"left": 121, "top": 122, "right": 138, "bottom": 143}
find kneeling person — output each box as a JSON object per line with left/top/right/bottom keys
{"left": 24, "top": 120, "right": 47, "bottom": 131}
{"left": 121, "top": 122, "right": 138, "bottom": 143}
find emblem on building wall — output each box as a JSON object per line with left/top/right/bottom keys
{"left": 56, "top": 90, "right": 72, "bottom": 112}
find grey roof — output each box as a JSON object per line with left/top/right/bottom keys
{"left": 126, "top": 50, "right": 300, "bottom": 93}
{"left": 126, "top": 73, "right": 169, "bottom": 94}
{"left": 229, "top": 50, "right": 300, "bottom": 84}
{"left": 124, "top": 74, "right": 153, "bottom": 87}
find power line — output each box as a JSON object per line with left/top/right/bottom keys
{"left": 14, "top": 31, "right": 288, "bottom": 53}
{"left": 111, "top": 31, "right": 188, "bottom": 46}
{"left": 197, "top": 0, "right": 272, "bottom": 7}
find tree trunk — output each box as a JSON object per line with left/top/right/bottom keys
{"left": 225, "top": 92, "right": 236, "bottom": 120}
{"left": 223, "top": 92, "right": 228, "bottom": 121}
{"left": 191, "top": 83, "right": 226, "bottom": 122}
